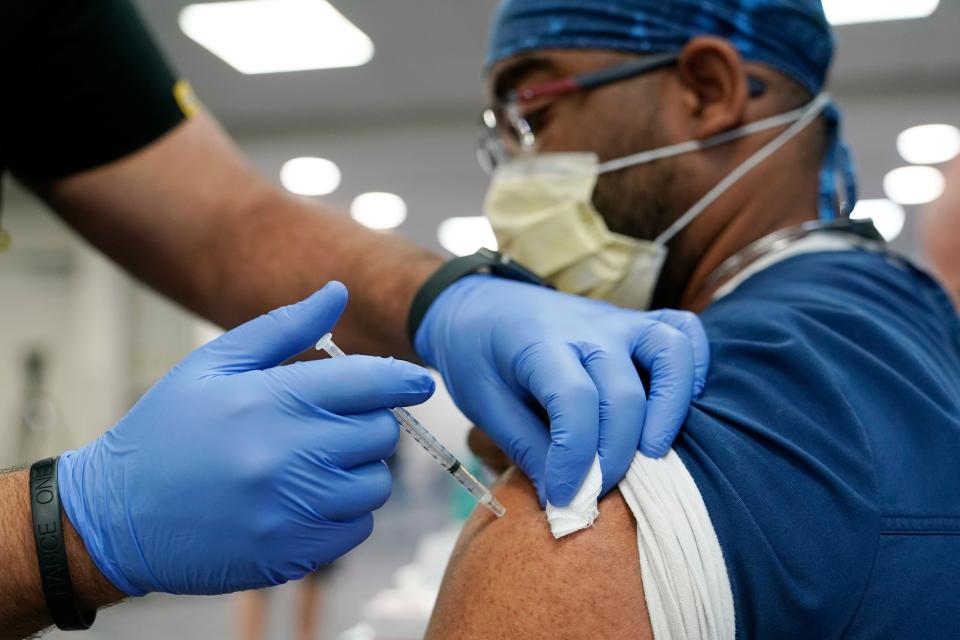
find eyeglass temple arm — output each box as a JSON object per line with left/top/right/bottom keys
{"left": 512, "top": 53, "right": 680, "bottom": 103}
{"left": 578, "top": 52, "right": 680, "bottom": 91}
{"left": 511, "top": 50, "right": 763, "bottom": 104}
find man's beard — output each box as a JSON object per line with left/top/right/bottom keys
{"left": 591, "top": 159, "right": 677, "bottom": 242}
{"left": 590, "top": 160, "right": 689, "bottom": 308}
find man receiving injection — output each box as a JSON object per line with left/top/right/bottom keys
{"left": 0, "top": 1, "right": 710, "bottom": 636}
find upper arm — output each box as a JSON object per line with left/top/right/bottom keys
{"left": 26, "top": 107, "right": 440, "bottom": 356}
{"left": 32, "top": 112, "right": 277, "bottom": 312}
{"left": 6, "top": 1, "right": 274, "bottom": 312}
{"left": 41, "top": 111, "right": 266, "bottom": 256}
{"left": 427, "top": 468, "right": 653, "bottom": 640}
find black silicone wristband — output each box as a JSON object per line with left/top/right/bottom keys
{"left": 29, "top": 457, "right": 96, "bottom": 631}
{"left": 406, "top": 249, "right": 548, "bottom": 347}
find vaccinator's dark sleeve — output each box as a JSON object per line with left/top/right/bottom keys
{"left": 4, "top": 0, "right": 195, "bottom": 179}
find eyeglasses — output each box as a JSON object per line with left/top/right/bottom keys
{"left": 476, "top": 52, "right": 680, "bottom": 173}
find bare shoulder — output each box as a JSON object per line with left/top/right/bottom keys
{"left": 426, "top": 468, "right": 652, "bottom": 640}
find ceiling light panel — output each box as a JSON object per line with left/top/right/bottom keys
{"left": 351, "top": 192, "right": 408, "bottom": 230}
{"left": 822, "top": 0, "right": 939, "bottom": 26}
{"left": 179, "top": 0, "right": 374, "bottom": 75}
{"left": 897, "top": 124, "right": 960, "bottom": 165}
{"left": 438, "top": 217, "right": 498, "bottom": 257}
{"left": 883, "top": 166, "right": 945, "bottom": 205}
{"left": 280, "top": 157, "right": 341, "bottom": 196}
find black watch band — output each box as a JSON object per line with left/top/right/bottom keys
{"left": 29, "top": 457, "right": 97, "bottom": 631}
{"left": 407, "top": 248, "right": 549, "bottom": 346}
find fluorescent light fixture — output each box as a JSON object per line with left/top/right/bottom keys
{"left": 179, "top": 0, "right": 374, "bottom": 75}
{"left": 351, "top": 192, "right": 408, "bottom": 229}
{"left": 897, "top": 124, "right": 960, "bottom": 165}
{"left": 280, "top": 157, "right": 341, "bottom": 196}
{"left": 438, "top": 217, "right": 498, "bottom": 256}
{"left": 883, "top": 166, "right": 945, "bottom": 205}
{"left": 850, "top": 199, "right": 906, "bottom": 241}
{"left": 823, "top": 0, "right": 939, "bottom": 25}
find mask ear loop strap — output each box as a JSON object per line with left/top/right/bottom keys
{"left": 654, "top": 93, "right": 832, "bottom": 246}
{"left": 597, "top": 101, "right": 814, "bottom": 175}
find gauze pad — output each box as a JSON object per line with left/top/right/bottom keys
{"left": 545, "top": 455, "right": 603, "bottom": 538}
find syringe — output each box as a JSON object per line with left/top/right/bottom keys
{"left": 315, "top": 334, "right": 506, "bottom": 518}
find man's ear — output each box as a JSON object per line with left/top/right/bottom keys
{"left": 675, "top": 36, "right": 750, "bottom": 139}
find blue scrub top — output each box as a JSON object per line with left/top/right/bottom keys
{"left": 675, "top": 249, "right": 960, "bottom": 639}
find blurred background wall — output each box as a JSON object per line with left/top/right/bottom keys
{"left": 1, "top": 1, "right": 957, "bottom": 637}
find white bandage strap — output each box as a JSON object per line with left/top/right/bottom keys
{"left": 619, "top": 450, "right": 735, "bottom": 640}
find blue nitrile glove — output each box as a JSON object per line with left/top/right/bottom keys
{"left": 415, "top": 275, "right": 709, "bottom": 507}
{"left": 58, "top": 282, "right": 435, "bottom": 596}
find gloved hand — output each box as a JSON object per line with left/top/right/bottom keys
{"left": 416, "top": 275, "right": 709, "bottom": 507}
{"left": 58, "top": 282, "right": 435, "bottom": 596}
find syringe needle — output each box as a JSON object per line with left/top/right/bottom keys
{"left": 316, "top": 333, "right": 506, "bottom": 518}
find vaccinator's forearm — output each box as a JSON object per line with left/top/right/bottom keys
{"left": 199, "top": 193, "right": 442, "bottom": 359}
{"left": 40, "top": 114, "right": 442, "bottom": 360}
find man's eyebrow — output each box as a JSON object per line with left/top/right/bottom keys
{"left": 491, "top": 57, "right": 561, "bottom": 101}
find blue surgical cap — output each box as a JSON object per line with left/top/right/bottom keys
{"left": 487, "top": 0, "right": 857, "bottom": 220}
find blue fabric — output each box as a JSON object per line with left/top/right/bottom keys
{"left": 674, "top": 250, "right": 960, "bottom": 637}
{"left": 487, "top": 0, "right": 858, "bottom": 219}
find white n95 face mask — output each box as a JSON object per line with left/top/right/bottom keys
{"left": 484, "top": 93, "right": 832, "bottom": 310}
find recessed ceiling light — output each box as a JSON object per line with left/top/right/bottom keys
{"left": 179, "top": 0, "right": 374, "bottom": 75}
{"left": 350, "top": 192, "right": 408, "bottom": 229}
{"left": 438, "top": 217, "right": 498, "bottom": 256}
{"left": 822, "top": 0, "right": 939, "bottom": 25}
{"left": 280, "top": 157, "right": 341, "bottom": 196}
{"left": 897, "top": 124, "right": 960, "bottom": 165}
{"left": 850, "top": 199, "right": 906, "bottom": 241}
{"left": 883, "top": 166, "right": 945, "bottom": 205}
